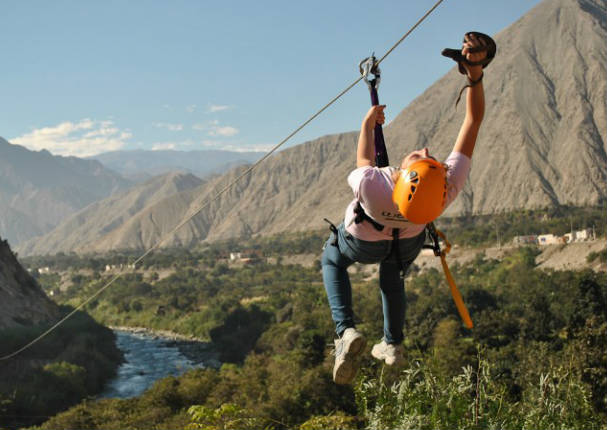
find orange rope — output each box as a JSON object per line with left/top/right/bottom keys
{"left": 436, "top": 229, "right": 473, "bottom": 329}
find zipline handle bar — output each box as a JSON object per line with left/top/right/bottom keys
{"left": 359, "top": 55, "right": 389, "bottom": 168}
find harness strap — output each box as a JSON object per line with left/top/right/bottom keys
{"left": 323, "top": 218, "right": 339, "bottom": 247}
{"left": 455, "top": 71, "right": 483, "bottom": 108}
{"left": 353, "top": 202, "right": 385, "bottom": 231}
{"left": 392, "top": 227, "right": 404, "bottom": 280}
{"left": 425, "top": 222, "right": 474, "bottom": 329}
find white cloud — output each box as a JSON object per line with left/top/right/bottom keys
{"left": 201, "top": 140, "right": 270, "bottom": 153}
{"left": 209, "top": 126, "right": 239, "bottom": 137}
{"left": 151, "top": 139, "right": 196, "bottom": 151}
{"left": 208, "top": 104, "right": 231, "bottom": 113}
{"left": 153, "top": 122, "right": 184, "bottom": 131}
{"left": 192, "top": 120, "right": 239, "bottom": 137}
{"left": 11, "top": 119, "right": 130, "bottom": 157}
{"left": 186, "top": 104, "right": 197, "bottom": 113}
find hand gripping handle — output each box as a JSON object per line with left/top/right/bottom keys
{"left": 441, "top": 31, "right": 496, "bottom": 75}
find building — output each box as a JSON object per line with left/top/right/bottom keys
{"left": 574, "top": 228, "right": 593, "bottom": 241}
{"left": 537, "top": 234, "right": 559, "bottom": 245}
{"left": 564, "top": 229, "right": 595, "bottom": 243}
{"left": 512, "top": 235, "right": 538, "bottom": 246}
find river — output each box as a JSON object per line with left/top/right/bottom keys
{"left": 100, "top": 329, "right": 221, "bottom": 399}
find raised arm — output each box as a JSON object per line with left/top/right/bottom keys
{"left": 453, "top": 33, "right": 486, "bottom": 159}
{"left": 356, "top": 105, "right": 385, "bottom": 168}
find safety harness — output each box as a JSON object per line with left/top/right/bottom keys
{"left": 337, "top": 50, "right": 479, "bottom": 329}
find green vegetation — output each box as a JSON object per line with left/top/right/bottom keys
{"left": 20, "top": 205, "right": 604, "bottom": 276}
{"left": 0, "top": 309, "right": 123, "bottom": 430}
{"left": 436, "top": 205, "right": 605, "bottom": 247}
{"left": 587, "top": 248, "right": 607, "bottom": 264}
{"left": 30, "top": 242, "right": 606, "bottom": 429}
{"left": 21, "top": 230, "right": 328, "bottom": 273}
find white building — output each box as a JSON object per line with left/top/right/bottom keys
{"left": 564, "top": 229, "right": 595, "bottom": 243}
{"left": 574, "top": 228, "right": 593, "bottom": 241}
{"left": 564, "top": 233, "right": 574, "bottom": 243}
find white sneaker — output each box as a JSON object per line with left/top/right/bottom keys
{"left": 371, "top": 340, "right": 404, "bottom": 366}
{"left": 333, "top": 328, "right": 366, "bottom": 385}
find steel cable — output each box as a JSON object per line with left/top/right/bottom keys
{"left": 0, "top": 0, "right": 445, "bottom": 361}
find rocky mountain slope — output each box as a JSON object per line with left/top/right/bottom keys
{"left": 90, "top": 149, "right": 261, "bottom": 181}
{"left": 0, "top": 237, "right": 60, "bottom": 329}
{"left": 0, "top": 138, "right": 131, "bottom": 246}
{"left": 19, "top": 172, "right": 204, "bottom": 255}
{"left": 21, "top": 0, "right": 607, "bottom": 255}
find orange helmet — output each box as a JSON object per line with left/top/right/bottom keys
{"left": 392, "top": 158, "right": 447, "bottom": 224}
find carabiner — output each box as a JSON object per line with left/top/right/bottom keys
{"left": 359, "top": 54, "right": 380, "bottom": 90}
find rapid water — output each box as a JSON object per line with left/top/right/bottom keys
{"left": 100, "top": 330, "right": 220, "bottom": 399}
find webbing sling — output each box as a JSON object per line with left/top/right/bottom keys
{"left": 359, "top": 55, "right": 389, "bottom": 167}
{"left": 360, "top": 56, "right": 405, "bottom": 279}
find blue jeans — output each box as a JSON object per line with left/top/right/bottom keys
{"left": 321, "top": 223, "right": 425, "bottom": 344}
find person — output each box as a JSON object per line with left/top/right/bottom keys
{"left": 322, "top": 33, "right": 488, "bottom": 385}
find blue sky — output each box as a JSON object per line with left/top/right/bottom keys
{"left": 1, "top": 0, "right": 542, "bottom": 157}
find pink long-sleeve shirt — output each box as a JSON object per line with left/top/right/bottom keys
{"left": 344, "top": 151, "right": 471, "bottom": 241}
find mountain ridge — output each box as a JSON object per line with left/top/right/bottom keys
{"left": 0, "top": 237, "right": 60, "bottom": 329}
{"left": 89, "top": 149, "right": 261, "bottom": 181}
{"left": 0, "top": 137, "right": 131, "bottom": 246}
{"left": 17, "top": 0, "right": 607, "bottom": 255}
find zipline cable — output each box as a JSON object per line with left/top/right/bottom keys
{"left": 0, "top": 0, "right": 446, "bottom": 361}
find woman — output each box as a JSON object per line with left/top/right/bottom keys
{"left": 322, "top": 33, "right": 487, "bottom": 385}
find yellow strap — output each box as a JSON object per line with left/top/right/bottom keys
{"left": 436, "top": 229, "right": 473, "bottom": 329}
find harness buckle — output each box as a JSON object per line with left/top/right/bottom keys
{"left": 359, "top": 54, "right": 380, "bottom": 90}
{"left": 425, "top": 222, "right": 443, "bottom": 257}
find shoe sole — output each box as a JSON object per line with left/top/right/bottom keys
{"left": 333, "top": 336, "right": 366, "bottom": 385}
{"left": 371, "top": 344, "right": 402, "bottom": 366}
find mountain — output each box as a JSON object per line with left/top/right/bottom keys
{"left": 384, "top": 0, "right": 606, "bottom": 214}
{"left": 0, "top": 138, "right": 131, "bottom": 246}
{"left": 18, "top": 172, "right": 204, "bottom": 256}
{"left": 0, "top": 237, "right": 60, "bottom": 329}
{"left": 21, "top": 0, "right": 607, "bottom": 255}
{"left": 90, "top": 149, "right": 261, "bottom": 181}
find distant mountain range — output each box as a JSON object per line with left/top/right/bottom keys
{"left": 89, "top": 149, "right": 261, "bottom": 181}
{"left": 18, "top": 172, "right": 204, "bottom": 255}
{"left": 13, "top": 0, "right": 607, "bottom": 255}
{"left": 0, "top": 140, "right": 263, "bottom": 247}
{"left": 0, "top": 137, "right": 131, "bottom": 246}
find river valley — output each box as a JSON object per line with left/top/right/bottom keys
{"left": 100, "top": 330, "right": 221, "bottom": 399}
